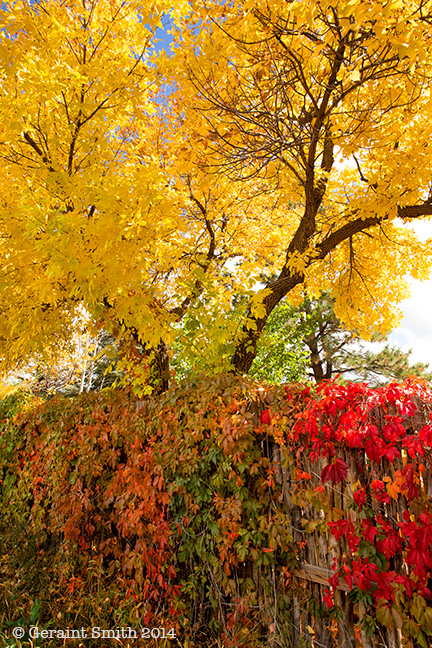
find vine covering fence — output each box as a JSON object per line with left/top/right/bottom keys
{"left": 245, "top": 381, "right": 432, "bottom": 648}
{"left": 2, "top": 376, "right": 432, "bottom": 648}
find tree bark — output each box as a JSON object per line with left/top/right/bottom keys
{"left": 230, "top": 271, "right": 304, "bottom": 374}
{"left": 230, "top": 205, "right": 432, "bottom": 376}
{"left": 149, "top": 339, "right": 170, "bottom": 394}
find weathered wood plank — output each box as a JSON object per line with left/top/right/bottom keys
{"left": 292, "top": 562, "right": 350, "bottom": 592}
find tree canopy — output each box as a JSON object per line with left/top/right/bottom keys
{"left": 1, "top": 0, "right": 432, "bottom": 388}
{"left": 249, "top": 293, "right": 432, "bottom": 385}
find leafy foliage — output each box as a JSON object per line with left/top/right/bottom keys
{"left": 3, "top": 377, "right": 432, "bottom": 645}
{"left": 344, "top": 344, "right": 432, "bottom": 386}
{"left": 3, "top": 328, "right": 121, "bottom": 398}
{"left": 290, "top": 377, "right": 432, "bottom": 645}
{"left": 249, "top": 299, "right": 310, "bottom": 384}
{"left": 0, "top": 379, "right": 297, "bottom": 644}
{"left": 1, "top": 0, "right": 432, "bottom": 386}
{"left": 170, "top": 0, "right": 432, "bottom": 375}
{"left": 250, "top": 293, "right": 432, "bottom": 385}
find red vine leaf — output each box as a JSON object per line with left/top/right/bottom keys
{"left": 260, "top": 409, "right": 270, "bottom": 424}
{"left": 321, "top": 458, "right": 348, "bottom": 485}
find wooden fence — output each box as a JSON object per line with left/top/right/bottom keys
{"left": 253, "top": 391, "right": 432, "bottom": 648}
{"left": 136, "top": 383, "right": 432, "bottom": 647}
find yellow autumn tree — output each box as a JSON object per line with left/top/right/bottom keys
{"left": 0, "top": 0, "right": 239, "bottom": 383}
{"left": 0, "top": 0, "right": 284, "bottom": 388}
{"left": 1, "top": 0, "right": 432, "bottom": 386}
{"left": 168, "top": 0, "right": 432, "bottom": 374}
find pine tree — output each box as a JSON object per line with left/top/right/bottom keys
{"left": 250, "top": 294, "right": 432, "bottom": 385}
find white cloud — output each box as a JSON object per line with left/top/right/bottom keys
{"left": 390, "top": 278, "right": 432, "bottom": 369}
{"left": 389, "top": 219, "right": 432, "bottom": 369}
{"left": 333, "top": 155, "right": 432, "bottom": 369}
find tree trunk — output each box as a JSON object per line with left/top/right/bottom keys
{"left": 148, "top": 339, "right": 170, "bottom": 394}
{"left": 230, "top": 271, "right": 303, "bottom": 374}
{"left": 304, "top": 332, "right": 325, "bottom": 382}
